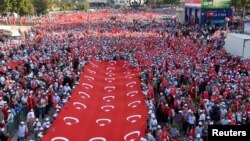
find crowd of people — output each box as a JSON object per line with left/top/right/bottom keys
{"left": 0, "top": 8, "right": 249, "bottom": 141}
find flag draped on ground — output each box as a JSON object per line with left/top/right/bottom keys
{"left": 43, "top": 60, "right": 147, "bottom": 141}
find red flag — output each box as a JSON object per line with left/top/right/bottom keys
{"left": 24, "top": 127, "right": 28, "bottom": 139}
{"left": 188, "top": 126, "right": 195, "bottom": 138}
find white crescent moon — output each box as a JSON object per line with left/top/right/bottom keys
{"left": 124, "top": 71, "right": 131, "bottom": 75}
{"left": 123, "top": 64, "right": 128, "bottom": 68}
{"left": 82, "top": 83, "right": 93, "bottom": 89}
{"left": 106, "top": 67, "right": 115, "bottom": 72}
{"left": 125, "top": 74, "right": 135, "bottom": 79}
{"left": 135, "top": 67, "right": 140, "bottom": 71}
{"left": 87, "top": 69, "right": 96, "bottom": 74}
{"left": 96, "top": 118, "right": 112, "bottom": 126}
{"left": 73, "top": 102, "right": 87, "bottom": 110}
{"left": 102, "top": 96, "right": 115, "bottom": 102}
{"left": 51, "top": 137, "right": 69, "bottom": 141}
{"left": 108, "top": 61, "right": 116, "bottom": 65}
{"left": 79, "top": 91, "right": 90, "bottom": 99}
{"left": 124, "top": 131, "right": 140, "bottom": 141}
{"left": 126, "top": 82, "right": 137, "bottom": 88}
{"left": 126, "top": 91, "right": 138, "bottom": 97}
{"left": 105, "top": 72, "right": 115, "bottom": 77}
{"left": 128, "top": 100, "right": 141, "bottom": 108}
{"left": 104, "top": 86, "right": 116, "bottom": 92}
{"left": 63, "top": 117, "right": 79, "bottom": 124}
{"left": 89, "top": 62, "right": 98, "bottom": 68}
{"left": 84, "top": 76, "right": 95, "bottom": 81}
{"left": 126, "top": 115, "right": 142, "bottom": 123}
{"left": 104, "top": 78, "right": 115, "bottom": 83}
{"left": 101, "top": 105, "right": 115, "bottom": 112}
{"left": 89, "top": 137, "right": 106, "bottom": 141}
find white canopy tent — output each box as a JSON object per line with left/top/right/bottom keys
{"left": 224, "top": 33, "right": 250, "bottom": 59}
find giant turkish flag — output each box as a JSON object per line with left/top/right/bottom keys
{"left": 43, "top": 60, "right": 147, "bottom": 141}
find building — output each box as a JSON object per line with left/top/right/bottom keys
{"left": 110, "top": 0, "right": 145, "bottom": 6}
{"left": 185, "top": 0, "right": 232, "bottom": 26}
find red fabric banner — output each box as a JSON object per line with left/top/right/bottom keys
{"left": 43, "top": 60, "right": 147, "bottom": 141}
{"left": 7, "top": 61, "right": 26, "bottom": 69}
{"left": 185, "top": 0, "right": 201, "bottom": 4}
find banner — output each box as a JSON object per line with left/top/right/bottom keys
{"left": 244, "top": 21, "right": 250, "bottom": 35}
{"left": 202, "top": 0, "right": 231, "bottom": 9}
{"left": 185, "top": 0, "right": 201, "bottom": 4}
{"left": 185, "top": 0, "right": 201, "bottom": 6}
{"left": 42, "top": 60, "right": 147, "bottom": 141}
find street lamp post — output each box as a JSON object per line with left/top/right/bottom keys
{"left": 225, "top": 17, "right": 230, "bottom": 30}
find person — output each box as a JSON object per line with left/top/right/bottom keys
{"left": 220, "top": 116, "right": 229, "bottom": 125}
{"left": 17, "top": 121, "right": 28, "bottom": 141}
{"left": 146, "top": 130, "right": 156, "bottom": 141}
{"left": 155, "top": 125, "right": 162, "bottom": 141}
{"left": 194, "top": 134, "right": 203, "bottom": 141}
{"left": 6, "top": 110, "right": 14, "bottom": 137}
{"left": 188, "top": 111, "right": 196, "bottom": 132}
{"left": 0, "top": 128, "right": 9, "bottom": 141}
{"left": 195, "top": 122, "right": 203, "bottom": 137}
{"left": 33, "top": 118, "right": 41, "bottom": 141}
{"left": 170, "top": 126, "right": 180, "bottom": 140}
{"left": 26, "top": 109, "right": 35, "bottom": 133}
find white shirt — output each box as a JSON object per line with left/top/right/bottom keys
{"left": 27, "top": 112, "right": 35, "bottom": 123}
{"left": 188, "top": 115, "right": 196, "bottom": 124}
{"left": 199, "top": 113, "right": 206, "bottom": 121}
{"left": 0, "top": 100, "right": 5, "bottom": 109}
{"left": 18, "top": 125, "right": 28, "bottom": 137}
{"left": 236, "top": 112, "right": 242, "bottom": 122}
{"left": 149, "top": 118, "right": 158, "bottom": 131}
{"left": 7, "top": 113, "right": 14, "bottom": 123}
{"left": 220, "top": 108, "right": 227, "bottom": 117}
{"left": 0, "top": 76, "right": 5, "bottom": 84}
{"left": 21, "top": 96, "right": 28, "bottom": 104}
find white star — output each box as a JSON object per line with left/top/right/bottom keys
{"left": 132, "top": 105, "right": 137, "bottom": 108}
{"left": 76, "top": 107, "right": 81, "bottom": 110}
{"left": 130, "top": 139, "right": 135, "bottom": 141}
{"left": 66, "top": 122, "right": 72, "bottom": 126}
{"left": 107, "top": 100, "right": 111, "bottom": 102}
{"left": 105, "top": 109, "right": 110, "bottom": 112}
{"left": 100, "top": 123, "right": 105, "bottom": 127}
{"left": 131, "top": 120, "right": 136, "bottom": 123}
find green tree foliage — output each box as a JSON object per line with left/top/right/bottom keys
{"left": 78, "top": 2, "right": 89, "bottom": 11}
{"left": 0, "top": 0, "right": 11, "bottom": 13}
{"left": 232, "top": 0, "right": 250, "bottom": 17}
{"left": 19, "top": 0, "right": 35, "bottom": 15}
{"left": 0, "top": 0, "right": 35, "bottom": 15}
{"left": 32, "top": 0, "right": 53, "bottom": 14}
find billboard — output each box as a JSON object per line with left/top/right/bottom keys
{"left": 185, "top": 0, "right": 201, "bottom": 4}
{"left": 244, "top": 21, "right": 250, "bottom": 35}
{"left": 185, "top": 0, "right": 201, "bottom": 6}
{"left": 202, "top": 0, "right": 231, "bottom": 9}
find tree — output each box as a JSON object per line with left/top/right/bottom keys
{"left": 163, "top": 0, "right": 179, "bottom": 5}
{"left": 232, "top": 0, "right": 250, "bottom": 17}
{"left": 32, "top": 0, "right": 53, "bottom": 14}
{"left": 77, "top": 2, "right": 89, "bottom": 11}
{"left": 0, "top": 0, "right": 11, "bottom": 14}
{"left": 240, "top": 0, "right": 250, "bottom": 18}
{"left": 0, "top": 0, "right": 35, "bottom": 15}
{"left": 19, "top": 0, "right": 35, "bottom": 15}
